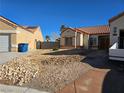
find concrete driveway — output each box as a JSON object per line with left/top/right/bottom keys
{"left": 0, "top": 52, "right": 28, "bottom": 64}
{"left": 57, "top": 50, "right": 124, "bottom": 93}
{"left": 0, "top": 84, "right": 50, "bottom": 93}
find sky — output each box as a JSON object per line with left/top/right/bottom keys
{"left": 0, "top": 0, "right": 124, "bottom": 41}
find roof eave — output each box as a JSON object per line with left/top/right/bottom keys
{"left": 109, "top": 12, "right": 124, "bottom": 23}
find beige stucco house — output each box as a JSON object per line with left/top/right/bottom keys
{"left": 60, "top": 25, "right": 110, "bottom": 49}
{"left": 0, "top": 16, "right": 44, "bottom": 52}
{"left": 109, "top": 12, "right": 124, "bottom": 61}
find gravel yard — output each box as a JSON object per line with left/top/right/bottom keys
{"left": 0, "top": 49, "right": 91, "bottom": 93}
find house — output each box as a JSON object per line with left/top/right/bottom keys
{"left": 0, "top": 16, "right": 44, "bottom": 52}
{"left": 109, "top": 12, "right": 124, "bottom": 61}
{"left": 60, "top": 25, "right": 110, "bottom": 49}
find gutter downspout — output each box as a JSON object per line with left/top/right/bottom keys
{"left": 75, "top": 28, "right": 77, "bottom": 48}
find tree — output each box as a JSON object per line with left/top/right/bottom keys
{"left": 45, "top": 35, "right": 50, "bottom": 42}
{"left": 60, "top": 25, "right": 65, "bottom": 31}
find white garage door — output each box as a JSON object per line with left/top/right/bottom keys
{"left": 0, "top": 35, "right": 9, "bottom": 52}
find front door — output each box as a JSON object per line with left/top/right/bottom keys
{"left": 119, "top": 30, "right": 124, "bottom": 49}
{"left": 65, "top": 37, "right": 72, "bottom": 46}
{"left": 98, "top": 36, "right": 109, "bottom": 49}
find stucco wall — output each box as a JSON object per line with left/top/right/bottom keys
{"left": 0, "top": 21, "right": 17, "bottom": 52}
{"left": 10, "top": 33, "right": 17, "bottom": 52}
{"left": 83, "top": 34, "right": 89, "bottom": 49}
{"left": 34, "top": 27, "right": 44, "bottom": 42}
{"left": 0, "top": 20, "right": 44, "bottom": 52}
{"left": 80, "top": 34, "right": 83, "bottom": 46}
{"left": 76, "top": 32, "right": 81, "bottom": 46}
{"left": 16, "top": 27, "right": 35, "bottom": 51}
{"left": 60, "top": 29, "right": 75, "bottom": 46}
{"left": 0, "top": 21, "right": 15, "bottom": 30}
{"left": 60, "top": 29, "right": 81, "bottom": 47}
{"left": 110, "top": 16, "right": 124, "bottom": 45}
{"left": 33, "top": 27, "right": 44, "bottom": 48}
{"left": 16, "top": 27, "right": 44, "bottom": 51}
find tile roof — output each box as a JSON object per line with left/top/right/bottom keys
{"left": 77, "top": 25, "right": 110, "bottom": 35}
{"left": 109, "top": 11, "right": 124, "bottom": 23}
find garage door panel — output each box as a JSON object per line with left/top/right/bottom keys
{"left": 0, "top": 35, "right": 9, "bottom": 52}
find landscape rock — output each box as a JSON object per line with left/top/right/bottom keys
{"left": 0, "top": 50, "right": 91, "bottom": 93}
{"left": 0, "top": 56, "right": 40, "bottom": 86}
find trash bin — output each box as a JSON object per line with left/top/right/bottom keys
{"left": 18, "top": 43, "right": 28, "bottom": 52}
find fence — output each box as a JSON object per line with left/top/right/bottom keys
{"left": 41, "top": 42, "right": 60, "bottom": 49}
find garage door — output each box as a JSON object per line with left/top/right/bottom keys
{"left": 0, "top": 35, "right": 9, "bottom": 52}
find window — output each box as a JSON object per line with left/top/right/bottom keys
{"left": 89, "top": 37, "right": 97, "bottom": 46}
{"left": 113, "top": 27, "right": 117, "bottom": 36}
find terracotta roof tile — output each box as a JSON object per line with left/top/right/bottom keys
{"left": 77, "top": 25, "right": 110, "bottom": 35}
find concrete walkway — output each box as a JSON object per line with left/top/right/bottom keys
{"left": 0, "top": 84, "right": 50, "bottom": 93}
{"left": 57, "top": 67, "right": 124, "bottom": 93}
{"left": 57, "top": 69, "right": 109, "bottom": 93}
{"left": 0, "top": 52, "right": 28, "bottom": 64}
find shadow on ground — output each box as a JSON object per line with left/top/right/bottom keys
{"left": 81, "top": 49, "right": 112, "bottom": 69}
{"left": 44, "top": 49, "right": 112, "bottom": 69}
{"left": 44, "top": 48, "right": 124, "bottom": 93}
{"left": 81, "top": 49, "right": 124, "bottom": 93}
{"left": 43, "top": 48, "right": 92, "bottom": 55}
{"left": 102, "top": 69, "right": 124, "bottom": 93}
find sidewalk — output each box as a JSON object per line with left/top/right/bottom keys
{"left": 57, "top": 69, "right": 109, "bottom": 93}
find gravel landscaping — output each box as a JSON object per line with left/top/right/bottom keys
{"left": 0, "top": 50, "right": 92, "bottom": 93}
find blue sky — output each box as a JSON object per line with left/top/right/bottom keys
{"left": 0, "top": 0, "right": 124, "bottom": 41}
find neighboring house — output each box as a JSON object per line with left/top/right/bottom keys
{"left": 60, "top": 25, "right": 110, "bottom": 49}
{"left": 0, "top": 16, "right": 44, "bottom": 52}
{"left": 109, "top": 12, "right": 124, "bottom": 61}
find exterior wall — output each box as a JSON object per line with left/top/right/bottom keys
{"left": 80, "top": 34, "right": 83, "bottom": 46}
{"left": 60, "top": 29, "right": 81, "bottom": 48}
{"left": 60, "top": 29, "right": 75, "bottom": 47}
{"left": 83, "top": 34, "right": 89, "bottom": 49}
{"left": 109, "top": 14, "right": 124, "bottom": 61}
{"left": 89, "top": 35, "right": 98, "bottom": 49}
{"left": 60, "top": 37, "right": 65, "bottom": 46}
{"left": 0, "top": 20, "right": 44, "bottom": 52}
{"left": 0, "top": 21, "right": 17, "bottom": 52}
{"left": 33, "top": 27, "right": 44, "bottom": 48}
{"left": 16, "top": 27, "right": 35, "bottom": 51}
{"left": 110, "top": 16, "right": 124, "bottom": 45}
{"left": 34, "top": 27, "right": 44, "bottom": 42}
{"left": 0, "top": 21, "right": 15, "bottom": 30}
{"left": 16, "top": 27, "right": 44, "bottom": 51}
{"left": 76, "top": 32, "right": 81, "bottom": 46}
{"left": 10, "top": 33, "right": 17, "bottom": 52}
